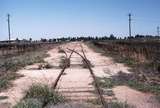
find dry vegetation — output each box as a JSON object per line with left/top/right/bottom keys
{"left": 58, "top": 48, "right": 71, "bottom": 68}
{"left": 13, "top": 84, "right": 65, "bottom": 108}
{"left": 1, "top": 41, "right": 159, "bottom": 107}
{"left": 87, "top": 98, "right": 134, "bottom": 108}
{"left": 0, "top": 43, "right": 56, "bottom": 92}
{"left": 88, "top": 40, "right": 160, "bottom": 101}
{"left": 59, "top": 57, "right": 70, "bottom": 68}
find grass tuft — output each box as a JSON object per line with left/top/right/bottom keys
{"left": 0, "top": 72, "right": 23, "bottom": 91}
{"left": 58, "top": 49, "right": 65, "bottom": 53}
{"left": 59, "top": 57, "right": 70, "bottom": 68}
{"left": 13, "top": 98, "right": 43, "bottom": 108}
{"left": 24, "top": 84, "right": 64, "bottom": 106}
{"left": 108, "top": 101, "right": 134, "bottom": 108}
{"left": 38, "top": 63, "right": 53, "bottom": 70}
{"left": 96, "top": 75, "right": 160, "bottom": 95}
{"left": 87, "top": 99, "right": 134, "bottom": 108}
{"left": 96, "top": 77, "right": 118, "bottom": 88}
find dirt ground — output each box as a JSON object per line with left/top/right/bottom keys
{"left": 0, "top": 42, "right": 159, "bottom": 108}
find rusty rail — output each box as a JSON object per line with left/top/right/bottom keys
{"left": 52, "top": 48, "right": 75, "bottom": 89}
{"left": 53, "top": 43, "right": 107, "bottom": 108}
{"left": 67, "top": 47, "right": 107, "bottom": 108}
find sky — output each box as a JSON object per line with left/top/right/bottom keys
{"left": 0, "top": 0, "right": 160, "bottom": 40}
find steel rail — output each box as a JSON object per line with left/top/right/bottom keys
{"left": 52, "top": 47, "right": 75, "bottom": 89}
{"left": 67, "top": 48, "right": 107, "bottom": 108}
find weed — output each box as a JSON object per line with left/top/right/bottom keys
{"left": 87, "top": 98, "right": 101, "bottom": 105}
{"left": 108, "top": 101, "right": 134, "bottom": 108}
{"left": 88, "top": 41, "right": 160, "bottom": 95}
{"left": 96, "top": 75, "right": 160, "bottom": 95}
{"left": 0, "top": 72, "right": 22, "bottom": 91}
{"left": 119, "top": 58, "right": 136, "bottom": 67}
{"left": 0, "top": 51, "right": 46, "bottom": 72}
{"left": 0, "top": 50, "right": 48, "bottom": 91}
{"left": 96, "top": 77, "right": 119, "bottom": 88}
{"left": 58, "top": 49, "right": 65, "bottom": 53}
{"left": 38, "top": 63, "right": 53, "bottom": 70}
{"left": 44, "top": 63, "right": 53, "bottom": 69}
{"left": 45, "top": 102, "right": 94, "bottom": 108}
{"left": 127, "top": 80, "right": 160, "bottom": 94}
{"left": 59, "top": 57, "right": 70, "bottom": 68}
{"left": 24, "top": 84, "right": 65, "bottom": 106}
{"left": 87, "top": 99, "right": 134, "bottom": 108}
{"left": 13, "top": 98, "right": 43, "bottom": 108}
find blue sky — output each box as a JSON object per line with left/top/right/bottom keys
{"left": 0, "top": 0, "right": 160, "bottom": 40}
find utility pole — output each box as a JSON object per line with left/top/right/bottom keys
{"left": 7, "top": 14, "right": 11, "bottom": 43}
{"left": 157, "top": 26, "right": 159, "bottom": 36}
{"left": 128, "top": 13, "right": 132, "bottom": 37}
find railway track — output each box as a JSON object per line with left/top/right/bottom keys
{"left": 53, "top": 43, "right": 107, "bottom": 108}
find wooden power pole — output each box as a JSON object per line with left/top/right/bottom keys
{"left": 128, "top": 13, "right": 132, "bottom": 37}
{"left": 7, "top": 14, "right": 11, "bottom": 43}
{"left": 157, "top": 26, "right": 160, "bottom": 36}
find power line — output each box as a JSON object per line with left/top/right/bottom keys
{"left": 7, "top": 14, "right": 11, "bottom": 43}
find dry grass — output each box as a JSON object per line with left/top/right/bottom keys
{"left": 38, "top": 62, "right": 53, "bottom": 70}
{"left": 59, "top": 56, "right": 70, "bottom": 68}
{"left": 87, "top": 98, "right": 134, "bottom": 108}
{"left": 87, "top": 41, "right": 160, "bottom": 95}
{"left": 0, "top": 50, "right": 49, "bottom": 92}
{"left": 14, "top": 84, "right": 65, "bottom": 108}
{"left": 45, "top": 102, "right": 95, "bottom": 108}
